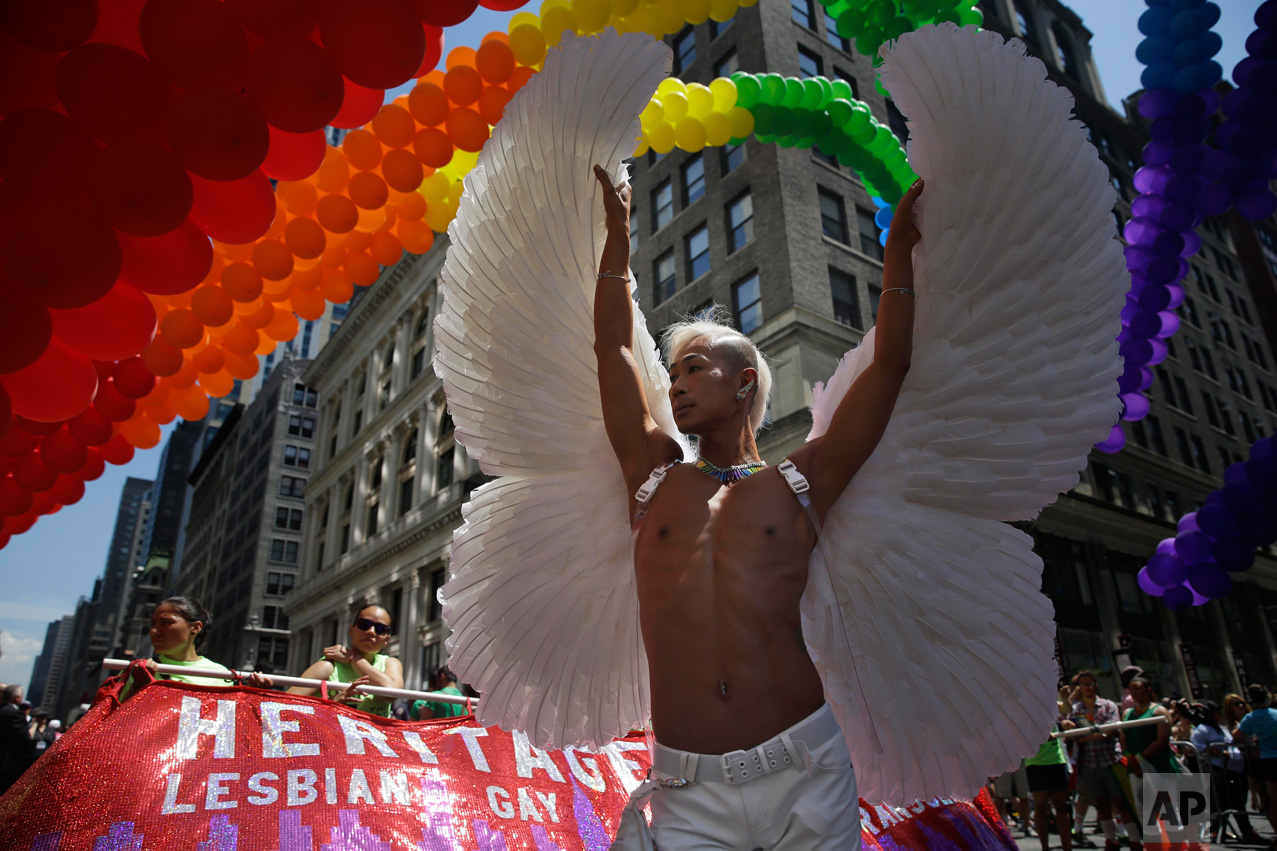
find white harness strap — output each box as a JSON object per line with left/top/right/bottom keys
{"left": 777, "top": 459, "right": 821, "bottom": 537}
{"left": 633, "top": 462, "right": 675, "bottom": 526}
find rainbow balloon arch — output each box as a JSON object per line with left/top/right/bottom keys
{"left": 0, "top": 0, "right": 1273, "bottom": 598}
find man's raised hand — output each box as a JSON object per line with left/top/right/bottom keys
{"left": 885, "top": 179, "right": 924, "bottom": 257}
{"left": 593, "top": 164, "right": 632, "bottom": 229}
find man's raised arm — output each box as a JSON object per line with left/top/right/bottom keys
{"left": 591, "top": 166, "right": 681, "bottom": 502}
{"left": 799, "top": 180, "right": 924, "bottom": 519}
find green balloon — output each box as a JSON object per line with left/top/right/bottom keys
{"left": 855, "top": 31, "right": 881, "bottom": 56}
{"left": 830, "top": 80, "right": 854, "bottom": 102}
{"left": 826, "top": 0, "right": 851, "bottom": 16}
{"left": 734, "top": 74, "right": 761, "bottom": 109}
{"left": 782, "top": 78, "right": 806, "bottom": 108}
{"left": 850, "top": 122, "right": 876, "bottom": 145}
{"left": 816, "top": 78, "right": 835, "bottom": 108}
{"left": 800, "top": 79, "right": 823, "bottom": 110}
{"left": 827, "top": 99, "right": 853, "bottom": 126}
{"left": 836, "top": 9, "right": 865, "bottom": 40}
{"left": 759, "top": 74, "right": 786, "bottom": 104}
{"left": 844, "top": 101, "right": 872, "bottom": 132}
{"left": 957, "top": 7, "right": 983, "bottom": 26}
{"left": 810, "top": 110, "right": 833, "bottom": 137}
{"left": 816, "top": 130, "right": 848, "bottom": 158}
{"left": 868, "top": 124, "right": 895, "bottom": 152}
{"left": 751, "top": 103, "right": 776, "bottom": 135}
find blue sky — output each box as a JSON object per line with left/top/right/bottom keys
{"left": 0, "top": 0, "right": 1264, "bottom": 697}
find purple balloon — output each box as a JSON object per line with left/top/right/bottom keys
{"left": 1138, "top": 285, "right": 1171, "bottom": 311}
{"left": 1135, "top": 166, "right": 1172, "bottom": 195}
{"left": 1120, "top": 392, "right": 1151, "bottom": 420}
{"left": 1214, "top": 535, "right": 1256, "bottom": 571}
{"left": 1124, "top": 218, "right": 1160, "bottom": 246}
{"left": 1160, "top": 204, "right": 1198, "bottom": 231}
{"left": 1138, "top": 366, "right": 1155, "bottom": 391}
{"left": 1187, "top": 562, "right": 1232, "bottom": 598}
{"left": 1130, "top": 310, "right": 1163, "bottom": 338}
{"left": 1138, "top": 565, "right": 1167, "bottom": 596}
{"left": 1238, "top": 511, "right": 1277, "bottom": 547}
{"left": 1200, "top": 87, "right": 1222, "bottom": 115}
{"left": 1139, "top": 88, "right": 1180, "bottom": 118}
{"left": 1152, "top": 230, "right": 1187, "bottom": 256}
{"left": 1236, "top": 185, "right": 1277, "bottom": 220}
{"left": 1148, "top": 338, "right": 1169, "bottom": 365}
{"left": 1125, "top": 245, "right": 1154, "bottom": 273}
{"left": 1163, "top": 584, "right": 1194, "bottom": 610}
{"left": 1132, "top": 194, "right": 1168, "bottom": 219}
{"left": 1148, "top": 553, "right": 1188, "bottom": 586}
{"left": 1118, "top": 363, "right": 1143, "bottom": 393}
{"left": 1156, "top": 537, "right": 1178, "bottom": 556}
{"left": 1175, "top": 529, "right": 1214, "bottom": 563}
{"left": 1196, "top": 501, "right": 1238, "bottom": 537}
{"left": 1158, "top": 310, "right": 1181, "bottom": 336}
{"left": 1179, "top": 230, "right": 1202, "bottom": 256}
{"left": 1146, "top": 256, "right": 1181, "bottom": 284}
{"left": 1195, "top": 181, "right": 1233, "bottom": 215}
{"left": 1121, "top": 338, "right": 1154, "bottom": 366}
{"left": 1165, "top": 283, "right": 1185, "bottom": 308}
{"left": 1096, "top": 423, "right": 1126, "bottom": 453}
{"left": 1178, "top": 511, "right": 1200, "bottom": 534}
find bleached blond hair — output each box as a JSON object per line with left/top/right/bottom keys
{"left": 661, "top": 306, "right": 772, "bottom": 435}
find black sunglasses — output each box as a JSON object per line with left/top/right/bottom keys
{"left": 354, "top": 618, "right": 391, "bottom": 636}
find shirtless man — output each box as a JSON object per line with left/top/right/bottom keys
{"left": 592, "top": 165, "right": 922, "bottom": 851}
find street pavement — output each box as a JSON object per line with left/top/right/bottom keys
{"left": 999, "top": 810, "right": 1275, "bottom": 851}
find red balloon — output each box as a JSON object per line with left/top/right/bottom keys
{"left": 0, "top": 474, "right": 31, "bottom": 516}
{"left": 0, "top": 0, "right": 98, "bottom": 52}
{"left": 49, "top": 280, "right": 157, "bottom": 361}
{"left": 139, "top": 0, "right": 249, "bottom": 89}
{"left": 12, "top": 452, "right": 55, "bottom": 492}
{"left": 12, "top": 415, "right": 61, "bottom": 436}
{"left": 165, "top": 87, "right": 270, "bottom": 182}
{"left": 99, "top": 434, "right": 136, "bottom": 465}
{"left": 2, "top": 203, "right": 121, "bottom": 309}
{"left": 330, "top": 77, "right": 384, "bottom": 129}
{"left": 69, "top": 407, "right": 114, "bottom": 446}
{"left": 118, "top": 219, "right": 214, "bottom": 295}
{"left": 57, "top": 43, "right": 173, "bottom": 142}
{"left": 93, "top": 379, "right": 136, "bottom": 423}
{"left": 320, "top": 0, "right": 425, "bottom": 89}
{"left": 479, "top": 0, "right": 529, "bottom": 9}
{"left": 113, "top": 357, "right": 158, "bottom": 399}
{"left": 0, "top": 291, "right": 52, "bottom": 374}
{"left": 41, "top": 428, "right": 88, "bottom": 474}
{"left": 189, "top": 170, "right": 276, "bottom": 244}
{"left": 0, "top": 384, "right": 8, "bottom": 445}
{"left": 261, "top": 126, "right": 327, "bottom": 181}
{"left": 89, "top": 139, "right": 193, "bottom": 237}
{"left": 0, "top": 32, "right": 62, "bottom": 116}
{"left": 225, "top": 0, "right": 320, "bottom": 38}
{"left": 415, "top": 23, "right": 445, "bottom": 77}
{"left": 49, "top": 473, "right": 86, "bottom": 506}
{"left": 0, "top": 423, "right": 38, "bottom": 456}
{"left": 0, "top": 109, "right": 99, "bottom": 205}
{"left": 30, "top": 488, "right": 58, "bottom": 515}
{"left": 245, "top": 36, "right": 344, "bottom": 133}
{"left": 0, "top": 340, "right": 99, "bottom": 423}
{"left": 8, "top": 512, "right": 37, "bottom": 534}
{"left": 79, "top": 447, "right": 106, "bottom": 481}
{"left": 411, "top": 0, "right": 480, "bottom": 27}
{"left": 90, "top": 0, "right": 146, "bottom": 52}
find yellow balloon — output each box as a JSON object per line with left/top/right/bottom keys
{"left": 541, "top": 6, "right": 579, "bottom": 45}
{"left": 441, "top": 147, "right": 480, "bottom": 182}
{"left": 421, "top": 171, "right": 451, "bottom": 203}
{"left": 710, "top": 77, "right": 738, "bottom": 111}
{"left": 510, "top": 11, "right": 540, "bottom": 29}
{"left": 686, "top": 83, "right": 714, "bottom": 118}
{"left": 648, "top": 122, "right": 676, "bottom": 154}
{"left": 611, "top": 0, "right": 639, "bottom": 16}
{"left": 571, "top": 0, "right": 611, "bottom": 33}
{"left": 621, "top": 6, "right": 662, "bottom": 37}
{"left": 703, "top": 110, "right": 732, "bottom": 147}
{"left": 656, "top": 78, "right": 687, "bottom": 99}
{"left": 640, "top": 97, "right": 665, "bottom": 131}
{"left": 709, "top": 0, "right": 737, "bottom": 20}
{"left": 447, "top": 180, "right": 465, "bottom": 206}
{"left": 738, "top": 0, "right": 757, "bottom": 7}
{"left": 654, "top": 0, "right": 684, "bottom": 34}
{"left": 682, "top": 0, "right": 711, "bottom": 24}
{"left": 662, "top": 90, "right": 689, "bottom": 122}
{"left": 631, "top": 137, "right": 651, "bottom": 158}
{"left": 728, "top": 106, "right": 755, "bottom": 139}
{"left": 426, "top": 199, "right": 458, "bottom": 233}
{"left": 510, "top": 24, "right": 547, "bottom": 66}
{"left": 674, "top": 117, "right": 706, "bottom": 152}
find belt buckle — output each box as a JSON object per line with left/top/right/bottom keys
{"left": 722, "top": 749, "right": 752, "bottom": 784}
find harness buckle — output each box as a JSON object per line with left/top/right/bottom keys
{"left": 776, "top": 459, "right": 810, "bottom": 494}
{"left": 634, "top": 465, "right": 669, "bottom": 504}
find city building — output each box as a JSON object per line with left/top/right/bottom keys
{"left": 175, "top": 357, "right": 319, "bottom": 673}
{"left": 26, "top": 614, "right": 74, "bottom": 712}
{"left": 287, "top": 245, "right": 473, "bottom": 689}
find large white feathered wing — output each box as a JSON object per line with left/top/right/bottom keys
{"left": 803, "top": 24, "right": 1126, "bottom": 803}
{"left": 434, "top": 31, "right": 680, "bottom": 748}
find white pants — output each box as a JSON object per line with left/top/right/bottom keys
{"left": 611, "top": 705, "right": 860, "bottom": 851}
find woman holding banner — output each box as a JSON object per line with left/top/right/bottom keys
{"left": 288, "top": 604, "right": 404, "bottom": 717}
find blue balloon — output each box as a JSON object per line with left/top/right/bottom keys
{"left": 1168, "top": 0, "right": 1203, "bottom": 10}
{"left": 874, "top": 205, "right": 893, "bottom": 229}
{"left": 1170, "top": 7, "right": 1209, "bottom": 41}
{"left": 1138, "top": 35, "right": 1177, "bottom": 64}
{"left": 1172, "top": 32, "right": 1217, "bottom": 66}
{"left": 1143, "top": 63, "right": 1177, "bottom": 90}
{"left": 1213, "top": 535, "right": 1254, "bottom": 571}
{"left": 1139, "top": 7, "right": 1175, "bottom": 36}
{"left": 1173, "top": 60, "right": 1222, "bottom": 94}
{"left": 1187, "top": 562, "right": 1232, "bottom": 598}
{"left": 878, "top": 229, "right": 888, "bottom": 248}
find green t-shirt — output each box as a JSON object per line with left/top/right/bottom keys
{"left": 1026, "top": 727, "right": 1067, "bottom": 766}
{"left": 327, "top": 654, "right": 392, "bottom": 718}
{"left": 157, "top": 655, "right": 234, "bottom": 687}
{"left": 412, "top": 685, "right": 468, "bottom": 720}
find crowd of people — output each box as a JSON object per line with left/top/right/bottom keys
{"left": 0, "top": 683, "right": 63, "bottom": 796}
{"left": 990, "top": 666, "right": 1277, "bottom": 851}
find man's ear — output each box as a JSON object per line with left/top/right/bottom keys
{"left": 739, "top": 367, "right": 758, "bottom": 390}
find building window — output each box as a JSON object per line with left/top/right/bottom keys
{"left": 288, "top": 415, "right": 316, "bottom": 438}
{"left": 399, "top": 428, "right": 417, "bottom": 517}
{"left": 274, "top": 507, "right": 303, "bottom": 531}
{"left": 1190, "top": 434, "right": 1209, "bottom": 473}
{"left": 262, "top": 605, "right": 290, "bottom": 630}
{"left": 436, "top": 447, "right": 454, "bottom": 490}
{"left": 714, "top": 50, "right": 738, "bottom": 78}
{"left": 1174, "top": 426, "right": 1192, "bottom": 467}
{"left": 292, "top": 383, "right": 318, "bottom": 408}
{"left": 352, "top": 408, "right": 363, "bottom": 435}
{"left": 652, "top": 180, "right": 673, "bottom": 231}
{"left": 686, "top": 225, "right": 711, "bottom": 281}
{"left": 415, "top": 309, "right": 430, "bottom": 339}
{"left": 1013, "top": 1, "right": 1036, "bottom": 43}
{"left": 721, "top": 142, "right": 745, "bottom": 174}
{"left": 379, "top": 379, "right": 392, "bottom": 411}
{"left": 733, "top": 272, "right": 762, "bottom": 335}
{"left": 681, "top": 154, "right": 705, "bottom": 204}
{"left": 818, "top": 189, "right": 848, "bottom": 243}
{"left": 791, "top": 0, "right": 815, "bottom": 29}
{"left": 1053, "top": 24, "right": 1079, "bottom": 79}
{"left": 269, "top": 539, "right": 300, "bottom": 564}
{"left": 868, "top": 284, "right": 881, "bottom": 320}
{"left": 834, "top": 67, "right": 858, "bottom": 99}
{"left": 1173, "top": 376, "right": 1194, "bottom": 414}
{"left": 885, "top": 99, "right": 909, "bottom": 145}
{"left": 856, "top": 206, "right": 884, "bottom": 260}
{"left": 726, "top": 192, "right": 754, "bottom": 252}
{"left": 411, "top": 347, "right": 425, "bottom": 379}
{"left": 266, "top": 571, "right": 296, "bottom": 596}
{"left": 283, "top": 445, "right": 311, "bottom": 469}
{"left": 829, "top": 267, "right": 859, "bottom": 328}
{"left": 824, "top": 10, "right": 850, "bottom": 50}
{"left": 1147, "top": 415, "right": 1167, "bottom": 456}
{"left": 654, "top": 249, "right": 676, "bottom": 305}
{"left": 279, "top": 475, "right": 306, "bottom": 498}
{"left": 798, "top": 45, "right": 822, "bottom": 79}
{"left": 329, "top": 405, "right": 341, "bottom": 459}
{"left": 710, "top": 16, "right": 733, "bottom": 39}
{"left": 673, "top": 26, "right": 696, "bottom": 74}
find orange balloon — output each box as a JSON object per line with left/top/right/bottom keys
{"left": 253, "top": 330, "right": 279, "bottom": 355}
{"left": 291, "top": 265, "right": 323, "bottom": 291}
{"left": 443, "top": 65, "right": 482, "bottom": 106}
{"left": 319, "top": 268, "right": 355, "bottom": 303}
{"left": 507, "top": 65, "right": 535, "bottom": 92}
{"left": 316, "top": 194, "right": 359, "bottom": 233}
{"left": 478, "top": 85, "right": 513, "bottom": 126}
{"left": 371, "top": 105, "right": 415, "bottom": 148}
{"left": 222, "top": 321, "right": 259, "bottom": 355}
{"left": 345, "top": 251, "right": 380, "bottom": 286}
{"left": 223, "top": 349, "right": 259, "bottom": 380}
{"left": 222, "top": 262, "right": 264, "bottom": 302}
{"left": 392, "top": 189, "right": 427, "bottom": 221}
{"left": 145, "top": 402, "right": 177, "bottom": 425}
{"left": 119, "top": 417, "right": 162, "bottom": 449}
{"left": 285, "top": 217, "right": 327, "bottom": 259}
{"left": 370, "top": 231, "right": 403, "bottom": 266}
{"left": 160, "top": 308, "right": 204, "bottom": 349}
{"left": 191, "top": 344, "right": 225, "bottom": 375}
{"left": 413, "top": 127, "right": 454, "bottom": 168}
{"left": 408, "top": 82, "right": 449, "bottom": 127}
{"left": 291, "top": 287, "right": 326, "bottom": 320}
{"left": 232, "top": 293, "right": 264, "bottom": 316}
{"left": 348, "top": 171, "right": 388, "bottom": 210}
{"left": 141, "top": 336, "right": 184, "bottom": 376}
{"left": 397, "top": 218, "right": 434, "bottom": 254}
{"left": 252, "top": 238, "right": 294, "bottom": 281}
{"left": 164, "top": 287, "right": 196, "bottom": 309}
{"left": 342, "top": 128, "right": 383, "bottom": 171}
{"left": 216, "top": 240, "right": 255, "bottom": 262}
{"left": 447, "top": 107, "right": 488, "bottom": 152}
{"left": 344, "top": 230, "right": 372, "bottom": 253}
{"left": 197, "top": 370, "right": 234, "bottom": 399}
{"left": 320, "top": 244, "right": 348, "bottom": 269}
{"left": 476, "top": 40, "right": 514, "bottom": 84}
{"left": 314, "top": 146, "right": 350, "bottom": 193}
{"left": 277, "top": 180, "right": 319, "bottom": 216}
{"left": 242, "top": 300, "right": 276, "bottom": 330}
{"left": 168, "top": 358, "right": 199, "bottom": 389}
{"left": 381, "top": 148, "right": 424, "bottom": 192}
{"left": 447, "top": 46, "right": 478, "bottom": 70}
{"left": 191, "top": 284, "right": 235, "bottom": 327}
{"left": 171, "top": 383, "right": 212, "bottom": 420}
{"left": 141, "top": 382, "right": 170, "bottom": 407}
{"left": 262, "top": 272, "right": 293, "bottom": 297}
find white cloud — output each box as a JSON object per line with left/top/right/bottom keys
{"left": 0, "top": 632, "right": 45, "bottom": 693}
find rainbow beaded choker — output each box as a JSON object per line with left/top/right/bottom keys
{"left": 694, "top": 455, "right": 767, "bottom": 485}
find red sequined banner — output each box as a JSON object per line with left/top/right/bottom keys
{"left": 0, "top": 681, "right": 1018, "bottom": 850}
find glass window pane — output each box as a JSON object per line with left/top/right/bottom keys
{"left": 687, "top": 226, "right": 710, "bottom": 280}
{"left": 652, "top": 181, "right": 673, "bottom": 230}
{"left": 829, "top": 267, "right": 859, "bottom": 328}
{"left": 819, "top": 190, "right": 847, "bottom": 243}
{"left": 714, "top": 50, "right": 739, "bottom": 78}
{"left": 824, "top": 11, "right": 849, "bottom": 50}
{"left": 727, "top": 192, "right": 753, "bottom": 251}
{"left": 682, "top": 154, "right": 705, "bottom": 204}
{"left": 798, "top": 46, "right": 822, "bottom": 79}
{"left": 733, "top": 273, "right": 761, "bottom": 334}
{"left": 722, "top": 142, "right": 745, "bottom": 173}
{"left": 655, "top": 250, "right": 676, "bottom": 304}
{"left": 856, "top": 206, "right": 883, "bottom": 260}
{"left": 673, "top": 27, "right": 696, "bottom": 73}
{"left": 791, "top": 0, "right": 814, "bottom": 28}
